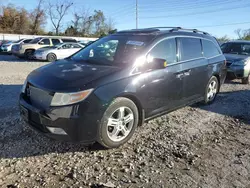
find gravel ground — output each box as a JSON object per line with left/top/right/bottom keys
{"left": 0, "top": 55, "right": 250, "bottom": 188}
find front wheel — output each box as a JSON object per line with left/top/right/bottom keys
{"left": 203, "top": 76, "right": 219, "bottom": 104}
{"left": 242, "top": 74, "right": 250, "bottom": 84}
{"left": 24, "top": 50, "right": 34, "bottom": 59}
{"left": 97, "top": 97, "right": 139, "bottom": 148}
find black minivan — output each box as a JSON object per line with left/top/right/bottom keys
{"left": 19, "top": 27, "right": 227, "bottom": 148}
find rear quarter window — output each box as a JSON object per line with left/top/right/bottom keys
{"left": 202, "top": 39, "right": 221, "bottom": 58}
{"left": 179, "top": 38, "right": 202, "bottom": 61}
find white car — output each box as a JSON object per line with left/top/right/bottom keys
{"left": 1, "top": 38, "right": 32, "bottom": 53}
{"left": 34, "top": 43, "right": 84, "bottom": 62}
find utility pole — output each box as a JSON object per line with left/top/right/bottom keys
{"left": 136, "top": 0, "right": 138, "bottom": 29}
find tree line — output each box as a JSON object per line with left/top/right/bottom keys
{"left": 216, "top": 29, "right": 250, "bottom": 43}
{"left": 0, "top": 0, "right": 116, "bottom": 37}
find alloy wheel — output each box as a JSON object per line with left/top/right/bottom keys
{"left": 106, "top": 106, "right": 134, "bottom": 142}
{"left": 207, "top": 80, "right": 217, "bottom": 102}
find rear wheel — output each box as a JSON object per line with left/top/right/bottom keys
{"left": 242, "top": 74, "right": 250, "bottom": 84}
{"left": 203, "top": 76, "right": 219, "bottom": 104}
{"left": 97, "top": 97, "right": 139, "bottom": 148}
{"left": 47, "top": 53, "right": 57, "bottom": 62}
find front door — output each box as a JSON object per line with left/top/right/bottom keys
{"left": 141, "top": 38, "right": 185, "bottom": 117}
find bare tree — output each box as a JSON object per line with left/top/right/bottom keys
{"left": 235, "top": 29, "right": 243, "bottom": 39}
{"left": 107, "top": 17, "right": 116, "bottom": 32}
{"left": 47, "top": 0, "right": 73, "bottom": 35}
{"left": 30, "top": 0, "right": 46, "bottom": 34}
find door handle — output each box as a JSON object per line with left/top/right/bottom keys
{"left": 183, "top": 69, "right": 191, "bottom": 76}
{"left": 176, "top": 72, "right": 184, "bottom": 79}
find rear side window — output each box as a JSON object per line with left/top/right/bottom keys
{"left": 71, "top": 44, "right": 82, "bottom": 48}
{"left": 52, "top": 39, "right": 61, "bottom": 45}
{"left": 179, "top": 38, "right": 202, "bottom": 61}
{"left": 149, "top": 38, "right": 177, "bottom": 65}
{"left": 202, "top": 40, "right": 221, "bottom": 58}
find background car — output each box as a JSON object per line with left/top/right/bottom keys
{"left": 34, "top": 42, "right": 84, "bottom": 62}
{"left": 14, "top": 37, "right": 77, "bottom": 59}
{"left": 0, "top": 39, "right": 32, "bottom": 53}
{"left": 221, "top": 40, "right": 250, "bottom": 84}
{"left": 10, "top": 38, "right": 32, "bottom": 54}
{"left": 0, "top": 40, "right": 14, "bottom": 52}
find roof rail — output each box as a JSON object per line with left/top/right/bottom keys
{"left": 146, "top": 27, "right": 209, "bottom": 35}
{"left": 169, "top": 27, "right": 209, "bottom": 35}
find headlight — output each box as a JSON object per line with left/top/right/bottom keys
{"left": 233, "top": 60, "right": 248, "bottom": 66}
{"left": 21, "top": 79, "right": 28, "bottom": 93}
{"left": 51, "top": 89, "right": 93, "bottom": 106}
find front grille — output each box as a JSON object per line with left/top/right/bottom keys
{"left": 28, "top": 85, "right": 53, "bottom": 109}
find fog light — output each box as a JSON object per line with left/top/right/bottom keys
{"left": 47, "top": 127, "right": 67, "bottom": 135}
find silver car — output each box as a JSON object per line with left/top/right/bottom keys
{"left": 34, "top": 43, "right": 84, "bottom": 62}
{"left": 1, "top": 39, "right": 32, "bottom": 53}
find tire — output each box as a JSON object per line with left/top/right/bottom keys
{"left": 47, "top": 53, "right": 57, "bottom": 62}
{"left": 242, "top": 74, "right": 250, "bottom": 84}
{"left": 203, "top": 76, "right": 219, "bottom": 105}
{"left": 24, "top": 50, "right": 34, "bottom": 59}
{"left": 97, "top": 97, "right": 139, "bottom": 148}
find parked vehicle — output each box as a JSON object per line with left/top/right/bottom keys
{"left": 78, "top": 41, "right": 95, "bottom": 47}
{"left": 0, "top": 39, "right": 32, "bottom": 53}
{"left": 0, "top": 40, "right": 12, "bottom": 47}
{"left": 10, "top": 39, "right": 32, "bottom": 54}
{"left": 14, "top": 37, "right": 77, "bottom": 59}
{"left": 19, "top": 27, "right": 227, "bottom": 148}
{"left": 34, "top": 43, "right": 84, "bottom": 62}
{"left": 221, "top": 40, "right": 250, "bottom": 84}
{"left": 0, "top": 40, "right": 13, "bottom": 52}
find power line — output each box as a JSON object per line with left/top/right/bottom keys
{"left": 139, "top": 0, "right": 239, "bottom": 12}
{"left": 191, "top": 21, "right": 250, "bottom": 28}
{"left": 141, "top": 3, "right": 250, "bottom": 19}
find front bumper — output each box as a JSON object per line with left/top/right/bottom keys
{"left": 34, "top": 53, "right": 47, "bottom": 60}
{"left": 0, "top": 46, "right": 11, "bottom": 52}
{"left": 226, "top": 65, "right": 248, "bottom": 79}
{"left": 19, "top": 93, "right": 105, "bottom": 143}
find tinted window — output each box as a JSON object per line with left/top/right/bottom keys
{"left": 149, "top": 38, "right": 177, "bottom": 64}
{"left": 72, "top": 44, "right": 81, "bottom": 48}
{"left": 179, "top": 38, "right": 202, "bottom": 61}
{"left": 41, "top": 39, "right": 50, "bottom": 45}
{"left": 52, "top": 39, "right": 61, "bottom": 45}
{"left": 23, "top": 39, "right": 32, "bottom": 43}
{"left": 30, "top": 38, "right": 42, "bottom": 44}
{"left": 62, "top": 44, "right": 72, "bottom": 49}
{"left": 221, "top": 42, "right": 250, "bottom": 55}
{"left": 62, "top": 38, "right": 77, "bottom": 43}
{"left": 202, "top": 40, "right": 221, "bottom": 58}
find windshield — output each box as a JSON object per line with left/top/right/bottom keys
{"left": 221, "top": 42, "right": 250, "bottom": 55}
{"left": 29, "top": 38, "right": 42, "bottom": 44}
{"left": 14, "top": 39, "right": 23, "bottom": 43}
{"left": 70, "top": 35, "right": 153, "bottom": 65}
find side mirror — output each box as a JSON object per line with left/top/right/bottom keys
{"left": 38, "top": 41, "right": 44, "bottom": 45}
{"left": 149, "top": 58, "right": 167, "bottom": 70}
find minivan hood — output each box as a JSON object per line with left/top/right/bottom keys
{"left": 28, "top": 60, "right": 121, "bottom": 91}
{"left": 224, "top": 53, "right": 249, "bottom": 62}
